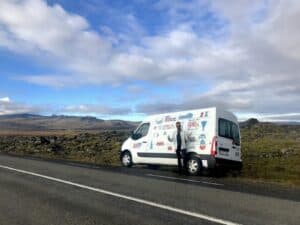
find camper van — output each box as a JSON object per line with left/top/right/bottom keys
{"left": 120, "top": 107, "right": 242, "bottom": 175}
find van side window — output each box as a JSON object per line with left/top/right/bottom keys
{"left": 133, "top": 123, "right": 150, "bottom": 139}
{"left": 219, "top": 119, "right": 231, "bottom": 138}
{"left": 231, "top": 123, "right": 240, "bottom": 145}
{"left": 218, "top": 118, "right": 240, "bottom": 145}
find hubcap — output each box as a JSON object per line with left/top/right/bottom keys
{"left": 122, "top": 154, "right": 131, "bottom": 166}
{"left": 188, "top": 159, "right": 199, "bottom": 173}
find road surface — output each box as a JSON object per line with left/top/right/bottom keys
{"left": 0, "top": 154, "right": 299, "bottom": 225}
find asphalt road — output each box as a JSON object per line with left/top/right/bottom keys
{"left": 0, "top": 154, "right": 299, "bottom": 225}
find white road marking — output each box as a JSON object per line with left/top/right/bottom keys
{"left": 0, "top": 164, "right": 239, "bottom": 225}
{"left": 147, "top": 174, "right": 224, "bottom": 186}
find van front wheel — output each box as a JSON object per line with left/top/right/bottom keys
{"left": 122, "top": 152, "right": 133, "bottom": 167}
{"left": 186, "top": 156, "right": 201, "bottom": 175}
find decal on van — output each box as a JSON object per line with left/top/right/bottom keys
{"left": 163, "top": 124, "right": 175, "bottom": 130}
{"left": 156, "top": 119, "right": 163, "bottom": 124}
{"left": 156, "top": 141, "right": 164, "bottom": 146}
{"left": 133, "top": 143, "right": 142, "bottom": 148}
{"left": 200, "top": 139, "right": 206, "bottom": 150}
{"left": 178, "top": 113, "right": 193, "bottom": 120}
{"left": 199, "top": 134, "right": 206, "bottom": 150}
{"left": 165, "top": 115, "right": 176, "bottom": 122}
{"left": 199, "top": 134, "right": 206, "bottom": 139}
{"left": 187, "top": 120, "right": 199, "bottom": 129}
{"left": 201, "top": 120, "right": 207, "bottom": 131}
{"left": 199, "top": 111, "right": 209, "bottom": 118}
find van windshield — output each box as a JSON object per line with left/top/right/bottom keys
{"left": 133, "top": 123, "right": 150, "bottom": 139}
{"left": 219, "top": 118, "right": 240, "bottom": 145}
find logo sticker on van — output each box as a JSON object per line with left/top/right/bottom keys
{"left": 156, "top": 119, "right": 163, "bottom": 124}
{"left": 200, "top": 111, "right": 209, "bottom": 118}
{"left": 200, "top": 139, "right": 206, "bottom": 150}
{"left": 165, "top": 115, "right": 176, "bottom": 122}
{"left": 156, "top": 141, "right": 164, "bottom": 146}
{"left": 199, "top": 134, "right": 206, "bottom": 150}
{"left": 133, "top": 143, "right": 142, "bottom": 148}
{"left": 187, "top": 120, "right": 199, "bottom": 129}
{"left": 163, "top": 124, "right": 175, "bottom": 130}
{"left": 178, "top": 113, "right": 193, "bottom": 120}
{"left": 201, "top": 121, "right": 207, "bottom": 131}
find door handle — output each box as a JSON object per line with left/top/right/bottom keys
{"left": 143, "top": 141, "right": 147, "bottom": 143}
{"left": 232, "top": 145, "right": 236, "bottom": 149}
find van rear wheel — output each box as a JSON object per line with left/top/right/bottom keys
{"left": 186, "top": 156, "right": 201, "bottom": 175}
{"left": 122, "top": 152, "right": 132, "bottom": 167}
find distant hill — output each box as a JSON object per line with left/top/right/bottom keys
{"left": 239, "top": 118, "right": 300, "bottom": 128}
{"left": 1, "top": 114, "right": 299, "bottom": 133}
{"left": 0, "top": 114, "right": 139, "bottom": 131}
{"left": 239, "top": 118, "right": 260, "bottom": 128}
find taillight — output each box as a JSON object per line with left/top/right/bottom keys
{"left": 210, "top": 136, "right": 217, "bottom": 156}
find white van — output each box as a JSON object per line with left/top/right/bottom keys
{"left": 120, "top": 107, "right": 242, "bottom": 175}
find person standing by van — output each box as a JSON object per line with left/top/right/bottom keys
{"left": 168, "top": 121, "right": 189, "bottom": 172}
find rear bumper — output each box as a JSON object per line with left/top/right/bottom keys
{"left": 194, "top": 154, "right": 242, "bottom": 170}
{"left": 215, "top": 157, "right": 243, "bottom": 170}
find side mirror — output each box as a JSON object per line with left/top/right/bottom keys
{"left": 131, "top": 131, "right": 142, "bottom": 140}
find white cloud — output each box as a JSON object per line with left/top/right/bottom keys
{"left": 0, "top": 97, "right": 45, "bottom": 115}
{"left": 0, "top": 97, "right": 132, "bottom": 117}
{"left": 0, "top": 97, "right": 10, "bottom": 103}
{"left": 62, "top": 104, "right": 132, "bottom": 115}
{"left": 0, "top": 0, "right": 113, "bottom": 86}
{"left": 0, "top": 0, "right": 299, "bottom": 117}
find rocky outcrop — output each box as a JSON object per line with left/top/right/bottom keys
{"left": 0, "top": 131, "right": 130, "bottom": 165}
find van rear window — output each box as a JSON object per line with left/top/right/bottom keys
{"left": 218, "top": 118, "right": 240, "bottom": 145}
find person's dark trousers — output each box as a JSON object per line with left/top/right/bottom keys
{"left": 181, "top": 149, "right": 187, "bottom": 169}
{"left": 176, "top": 149, "right": 183, "bottom": 172}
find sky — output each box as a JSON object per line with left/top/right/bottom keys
{"left": 0, "top": 0, "right": 299, "bottom": 122}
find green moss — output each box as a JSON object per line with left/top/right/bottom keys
{"left": 240, "top": 124, "right": 300, "bottom": 186}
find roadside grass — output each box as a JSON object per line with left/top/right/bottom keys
{"left": 239, "top": 124, "right": 300, "bottom": 186}
{"left": 240, "top": 155, "right": 300, "bottom": 186}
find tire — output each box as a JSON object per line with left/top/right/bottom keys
{"left": 121, "top": 151, "right": 133, "bottom": 167}
{"left": 186, "top": 156, "right": 201, "bottom": 175}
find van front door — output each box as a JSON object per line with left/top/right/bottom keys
{"left": 131, "top": 123, "right": 150, "bottom": 162}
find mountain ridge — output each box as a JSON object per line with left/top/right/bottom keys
{"left": 0, "top": 113, "right": 139, "bottom": 131}
{"left": 0, "top": 114, "right": 299, "bottom": 132}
